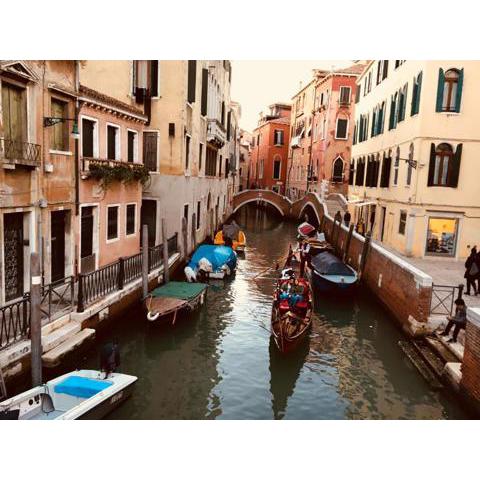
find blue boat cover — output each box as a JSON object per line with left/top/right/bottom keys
{"left": 54, "top": 375, "right": 113, "bottom": 399}
{"left": 187, "top": 245, "right": 237, "bottom": 273}
{"left": 311, "top": 251, "right": 356, "bottom": 276}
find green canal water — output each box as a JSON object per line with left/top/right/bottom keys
{"left": 78, "top": 205, "right": 466, "bottom": 419}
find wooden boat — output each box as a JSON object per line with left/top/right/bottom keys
{"left": 0, "top": 370, "right": 137, "bottom": 420}
{"left": 145, "top": 281, "right": 208, "bottom": 323}
{"left": 271, "top": 250, "right": 313, "bottom": 354}
{"left": 184, "top": 244, "right": 237, "bottom": 281}
{"left": 307, "top": 251, "right": 358, "bottom": 295}
{"left": 214, "top": 229, "right": 246, "bottom": 252}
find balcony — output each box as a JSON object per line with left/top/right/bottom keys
{"left": 81, "top": 157, "right": 139, "bottom": 174}
{"left": 207, "top": 119, "right": 226, "bottom": 148}
{"left": 1, "top": 138, "right": 41, "bottom": 168}
{"left": 290, "top": 136, "right": 301, "bottom": 149}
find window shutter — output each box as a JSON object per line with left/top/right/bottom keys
{"left": 371, "top": 110, "right": 376, "bottom": 137}
{"left": 436, "top": 68, "right": 445, "bottom": 112}
{"left": 411, "top": 77, "right": 417, "bottom": 116}
{"left": 384, "top": 156, "right": 392, "bottom": 187}
{"left": 416, "top": 72, "right": 422, "bottom": 114}
{"left": 187, "top": 60, "right": 196, "bottom": 103}
{"left": 401, "top": 84, "right": 408, "bottom": 120}
{"left": 455, "top": 68, "right": 464, "bottom": 113}
{"left": 201, "top": 68, "right": 208, "bottom": 116}
{"left": 227, "top": 110, "right": 231, "bottom": 140}
{"left": 427, "top": 143, "right": 436, "bottom": 186}
{"left": 449, "top": 143, "right": 462, "bottom": 188}
{"left": 389, "top": 96, "right": 395, "bottom": 130}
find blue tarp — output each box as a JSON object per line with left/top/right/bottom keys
{"left": 187, "top": 245, "right": 237, "bottom": 273}
{"left": 54, "top": 376, "right": 112, "bottom": 399}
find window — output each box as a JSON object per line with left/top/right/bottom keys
{"left": 425, "top": 217, "right": 458, "bottom": 257}
{"left": 199, "top": 143, "right": 204, "bottom": 171}
{"left": 183, "top": 204, "right": 189, "bottom": 222}
{"left": 196, "top": 201, "right": 201, "bottom": 229}
{"left": 201, "top": 68, "right": 208, "bottom": 116}
{"left": 348, "top": 160, "right": 354, "bottom": 185}
{"left": 205, "top": 146, "right": 217, "bottom": 176}
{"left": 399, "top": 210, "right": 407, "bottom": 235}
{"left": 2, "top": 83, "right": 27, "bottom": 160}
{"left": 335, "top": 118, "right": 348, "bottom": 139}
{"left": 389, "top": 93, "right": 398, "bottom": 130}
{"left": 82, "top": 118, "right": 97, "bottom": 158}
{"left": 332, "top": 157, "right": 344, "bottom": 182}
{"left": 274, "top": 129, "right": 284, "bottom": 145}
{"left": 127, "top": 130, "right": 137, "bottom": 163}
{"left": 382, "top": 60, "right": 389, "bottom": 80}
{"left": 398, "top": 84, "right": 408, "bottom": 123}
{"left": 355, "top": 84, "right": 361, "bottom": 103}
{"left": 273, "top": 157, "right": 281, "bottom": 179}
{"left": 150, "top": 61, "right": 159, "bottom": 97}
{"left": 219, "top": 154, "right": 222, "bottom": 176}
{"left": 411, "top": 72, "right": 423, "bottom": 116}
{"left": 126, "top": 204, "right": 136, "bottom": 236}
{"left": 185, "top": 135, "right": 190, "bottom": 169}
{"left": 107, "top": 124, "right": 120, "bottom": 160}
{"left": 187, "top": 60, "right": 197, "bottom": 103}
{"left": 132, "top": 60, "right": 159, "bottom": 99}
{"left": 428, "top": 142, "right": 462, "bottom": 188}
{"left": 436, "top": 68, "right": 463, "bottom": 113}
{"left": 259, "top": 159, "right": 264, "bottom": 179}
{"left": 143, "top": 131, "right": 158, "bottom": 171}
{"left": 406, "top": 143, "right": 414, "bottom": 186}
{"left": 51, "top": 98, "right": 69, "bottom": 152}
{"left": 393, "top": 147, "right": 400, "bottom": 186}
{"left": 339, "top": 86, "right": 351, "bottom": 105}
{"left": 107, "top": 206, "right": 119, "bottom": 241}
{"left": 380, "top": 153, "right": 392, "bottom": 188}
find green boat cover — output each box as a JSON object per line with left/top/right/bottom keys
{"left": 150, "top": 281, "right": 207, "bottom": 300}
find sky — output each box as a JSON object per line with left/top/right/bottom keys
{"left": 231, "top": 60, "right": 354, "bottom": 132}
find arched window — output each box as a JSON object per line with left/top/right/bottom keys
{"left": 442, "top": 69, "right": 460, "bottom": 112}
{"left": 332, "top": 157, "right": 344, "bottom": 182}
{"left": 432, "top": 143, "right": 453, "bottom": 186}
{"left": 406, "top": 143, "right": 414, "bottom": 186}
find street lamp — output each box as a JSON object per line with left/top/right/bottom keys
{"left": 43, "top": 116, "right": 79, "bottom": 139}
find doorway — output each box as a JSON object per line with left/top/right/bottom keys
{"left": 141, "top": 200, "right": 157, "bottom": 247}
{"left": 80, "top": 206, "right": 96, "bottom": 273}
{"left": 379, "top": 206, "right": 387, "bottom": 242}
{"left": 51, "top": 210, "right": 66, "bottom": 282}
{"left": 3, "top": 213, "right": 24, "bottom": 302}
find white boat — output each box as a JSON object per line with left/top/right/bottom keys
{"left": 0, "top": 369, "right": 137, "bottom": 420}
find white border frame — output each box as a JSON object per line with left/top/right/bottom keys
{"left": 106, "top": 204, "right": 120, "bottom": 244}
{"left": 105, "top": 122, "right": 121, "bottom": 160}
{"left": 335, "top": 117, "right": 349, "bottom": 140}
{"left": 127, "top": 128, "right": 139, "bottom": 163}
{"left": 80, "top": 114, "right": 100, "bottom": 158}
{"left": 125, "top": 202, "right": 137, "bottom": 237}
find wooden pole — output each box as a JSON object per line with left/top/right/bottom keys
{"left": 142, "top": 224, "right": 149, "bottom": 298}
{"left": 162, "top": 218, "right": 170, "bottom": 283}
{"left": 181, "top": 216, "right": 188, "bottom": 259}
{"left": 343, "top": 223, "right": 354, "bottom": 263}
{"left": 359, "top": 232, "right": 371, "bottom": 280}
{"left": 30, "top": 252, "right": 42, "bottom": 387}
{"left": 191, "top": 212, "right": 197, "bottom": 250}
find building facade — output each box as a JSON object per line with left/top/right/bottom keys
{"left": 250, "top": 103, "right": 291, "bottom": 193}
{"left": 238, "top": 129, "right": 252, "bottom": 191}
{"left": 349, "top": 60, "right": 480, "bottom": 259}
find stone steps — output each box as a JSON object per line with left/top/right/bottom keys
{"left": 42, "top": 321, "right": 81, "bottom": 353}
{"left": 42, "top": 328, "right": 95, "bottom": 368}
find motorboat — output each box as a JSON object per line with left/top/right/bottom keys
{"left": 184, "top": 244, "right": 237, "bottom": 282}
{"left": 214, "top": 229, "right": 246, "bottom": 252}
{"left": 0, "top": 369, "right": 137, "bottom": 420}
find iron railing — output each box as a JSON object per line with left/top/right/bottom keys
{"left": 123, "top": 252, "right": 143, "bottom": 285}
{"left": 430, "top": 284, "right": 464, "bottom": 316}
{"left": 81, "top": 157, "right": 139, "bottom": 172}
{"left": 168, "top": 233, "right": 178, "bottom": 254}
{"left": 0, "top": 137, "right": 41, "bottom": 166}
{"left": 0, "top": 295, "right": 30, "bottom": 351}
{"left": 40, "top": 277, "right": 75, "bottom": 323}
{"left": 148, "top": 244, "right": 164, "bottom": 271}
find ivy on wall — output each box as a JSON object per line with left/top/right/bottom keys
{"left": 89, "top": 163, "right": 150, "bottom": 191}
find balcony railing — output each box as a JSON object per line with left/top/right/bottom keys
{"left": 81, "top": 157, "right": 139, "bottom": 172}
{"left": 0, "top": 137, "right": 41, "bottom": 167}
{"left": 207, "top": 119, "right": 227, "bottom": 148}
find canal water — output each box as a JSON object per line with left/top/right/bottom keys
{"left": 80, "top": 205, "right": 466, "bottom": 419}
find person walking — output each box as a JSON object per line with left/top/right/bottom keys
{"left": 343, "top": 210, "right": 351, "bottom": 227}
{"left": 464, "top": 246, "right": 478, "bottom": 295}
{"left": 475, "top": 249, "right": 480, "bottom": 295}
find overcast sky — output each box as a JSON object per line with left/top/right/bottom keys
{"left": 231, "top": 60, "right": 354, "bottom": 132}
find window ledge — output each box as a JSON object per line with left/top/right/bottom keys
{"left": 125, "top": 233, "right": 137, "bottom": 238}
{"left": 49, "top": 150, "right": 72, "bottom": 156}
{"left": 106, "top": 237, "right": 119, "bottom": 244}
{"left": 438, "top": 111, "right": 460, "bottom": 115}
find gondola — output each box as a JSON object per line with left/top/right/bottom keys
{"left": 271, "top": 250, "right": 313, "bottom": 354}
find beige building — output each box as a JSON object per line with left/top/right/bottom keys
{"left": 349, "top": 60, "right": 480, "bottom": 259}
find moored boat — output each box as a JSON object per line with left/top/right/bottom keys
{"left": 145, "top": 281, "right": 208, "bottom": 323}
{"left": 214, "top": 229, "right": 246, "bottom": 252}
{"left": 308, "top": 251, "right": 358, "bottom": 294}
{"left": 0, "top": 369, "right": 137, "bottom": 420}
{"left": 184, "top": 244, "right": 237, "bottom": 282}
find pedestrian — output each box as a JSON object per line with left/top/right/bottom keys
{"left": 440, "top": 298, "right": 467, "bottom": 343}
{"left": 475, "top": 249, "right": 480, "bottom": 295}
{"left": 343, "top": 210, "right": 351, "bottom": 227}
{"left": 464, "top": 246, "right": 478, "bottom": 295}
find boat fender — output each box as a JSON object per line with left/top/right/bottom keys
{"left": 184, "top": 266, "right": 196, "bottom": 283}
{"left": 147, "top": 311, "right": 160, "bottom": 321}
{"left": 200, "top": 292, "right": 205, "bottom": 304}
{"left": 223, "top": 264, "right": 231, "bottom": 276}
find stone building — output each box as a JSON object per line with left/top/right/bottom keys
{"left": 249, "top": 103, "right": 291, "bottom": 193}
{"left": 238, "top": 129, "right": 252, "bottom": 191}
{"left": 349, "top": 60, "right": 480, "bottom": 259}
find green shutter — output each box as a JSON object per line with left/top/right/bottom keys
{"left": 449, "top": 143, "right": 462, "bottom": 187}
{"left": 436, "top": 68, "right": 445, "bottom": 112}
{"left": 455, "top": 68, "right": 464, "bottom": 113}
{"left": 427, "top": 143, "right": 436, "bottom": 186}
{"left": 415, "top": 72, "right": 422, "bottom": 115}
{"left": 389, "top": 96, "right": 394, "bottom": 130}
{"left": 411, "top": 77, "right": 417, "bottom": 116}
{"left": 402, "top": 84, "right": 408, "bottom": 120}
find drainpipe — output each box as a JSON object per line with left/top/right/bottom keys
{"left": 74, "top": 61, "right": 80, "bottom": 217}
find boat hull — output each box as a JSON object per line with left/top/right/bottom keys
{"left": 310, "top": 269, "right": 358, "bottom": 295}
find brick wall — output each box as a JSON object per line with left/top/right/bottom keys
{"left": 460, "top": 308, "right": 480, "bottom": 413}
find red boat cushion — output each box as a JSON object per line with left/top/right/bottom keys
{"left": 279, "top": 300, "right": 290, "bottom": 310}
{"left": 295, "top": 301, "right": 308, "bottom": 309}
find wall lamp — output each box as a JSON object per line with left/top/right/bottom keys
{"left": 43, "top": 117, "right": 80, "bottom": 140}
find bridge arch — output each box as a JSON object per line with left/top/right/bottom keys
{"left": 298, "top": 201, "right": 321, "bottom": 227}
{"left": 232, "top": 189, "right": 292, "bottom": 217}
{"left": 232, "top": 198, "right": 285, "bottom": 216}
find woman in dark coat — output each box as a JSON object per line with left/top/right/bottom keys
{"left": 464, "top": 246, "right": 478, "bottom": 295}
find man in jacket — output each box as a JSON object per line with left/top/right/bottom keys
{"left": 440, "top": 298, "right": 467, "bottom": 343}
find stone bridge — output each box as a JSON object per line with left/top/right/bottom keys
{"left": 232, "top": 189, "right": 334, "bottom": 225}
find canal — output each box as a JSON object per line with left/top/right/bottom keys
{"left": 80, "top": 204, "right": 466, "bottom": 419}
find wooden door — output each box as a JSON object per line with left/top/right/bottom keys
{"left": 51, "top": 211, "right": 66, "bottom": 283}
{"left": 82, "top": 119, "right": 95, "bottom": 157}
{"left": 4, "top": 213, "right": 24, "bottom": 301}
{"left": 80, "top": 207, "right": 95, "bottom": 273}
{"left": 143, "top": 132, "right": 158, "bottom": 171}
{"left": 140, "top": 200, "right": 157, "bottom": 247}
{"left": 2, "top": 83, "right": 27, "bottom": 159}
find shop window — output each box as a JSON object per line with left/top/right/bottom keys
{"left": 425, "top": 217, "right": 458, "bottom": 256}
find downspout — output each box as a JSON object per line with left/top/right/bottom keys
{"left": 74, "top": 60, "right": 80, "bottom": 217}
{"left": 306, "top": 84, "right": 316, "bottom": 194}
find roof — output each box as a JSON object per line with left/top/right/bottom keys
{"left": 79, "top": 84, "right": 147, "bottom": 118}
{"left": 334, "top": 63, "right": 367, "bottom": 76}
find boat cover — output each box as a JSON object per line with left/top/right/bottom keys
{"left": 151, "top": 281, "right": 207, "bottom": 300}
{"left": 54, "top": 376, "right": 112, "bottom": 399}
{"left": 187, "top": 245, "right": 237, "bottom": 273}
{"left": 222, "top": 221, "right": 240, "bottom": 240}
{"left": 298, "top": 222, "right": 315, "bottom": 237}
{"left": 311, "top": 251, "right": 355, "bottom": 277}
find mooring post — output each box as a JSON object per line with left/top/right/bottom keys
{"left": 192, "top": 212, "right": 197, "bottom": 250}
{"left": 163, "top": 218, "right": 170, "bottom": 284}
{"left": 359, "top": 232, "right": 371, "bottom": 280}
{"left": 30, "top": 252, "right": 42, "bottom": 387}
{"left": 182, "top": 216, "right": 188, "bottom": 259}
{"left": 333, "top": 211, "right": 342, "bottom": 255}
{"left": 319, "top": 214, "right": 325, "bottom": 234}
{"left": 142, "top": 224, "right": 149, "bottom": 298}
{"left": 457, "top": 284, "right": 464, "bottom": 301}
{"left": 343, "top": 223, "right": 354, "bottom": 263}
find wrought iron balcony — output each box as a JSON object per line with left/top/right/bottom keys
{"left": 207, "top": 119, "right": 226, "bottom": 148}
{"left": 0, "top": 137, "right": 41, "bottom": 167}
